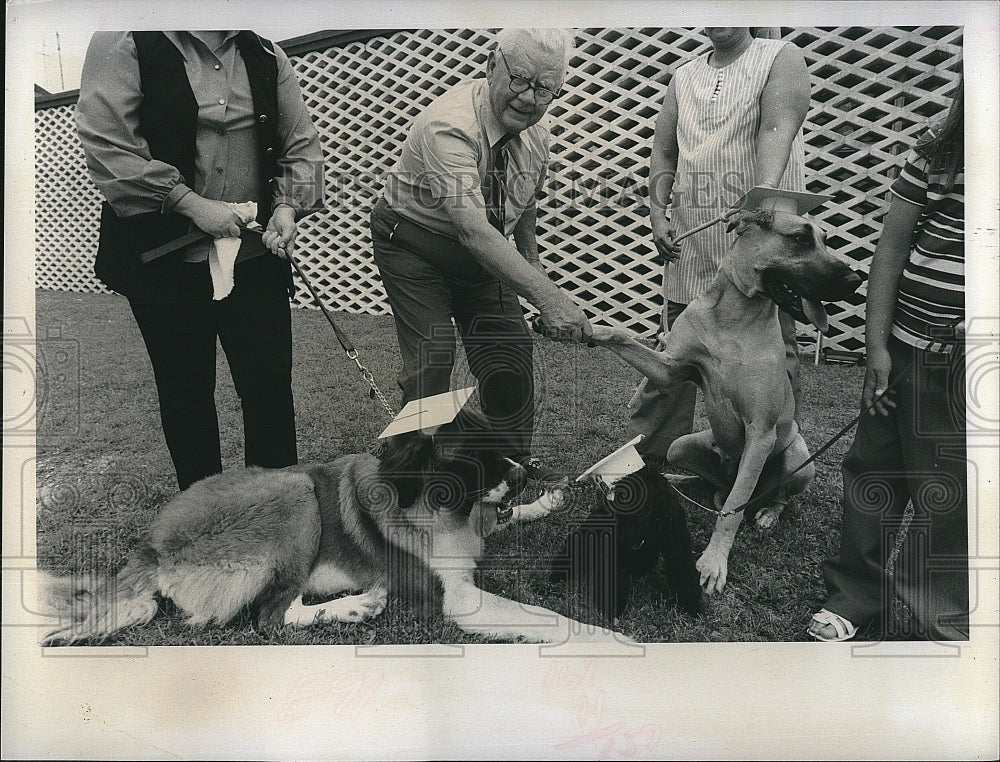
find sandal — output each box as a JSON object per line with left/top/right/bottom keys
{"left": 808, "top": 609, "right": 857, "bottom": 642}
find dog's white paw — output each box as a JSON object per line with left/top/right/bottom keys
{"left": 328, "top": 588, "right": 387, "bottom": 623}
{"left": 283, "top": 588, "right": 387, "bottom": 628}
{"left": 696, "top": 550, "right": 729, "bottom": 595}
{"left": 511, "top": 488, "right": 565, "bottom": 522}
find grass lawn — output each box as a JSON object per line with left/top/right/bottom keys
{"left": 35, "top": 288, "right": 875, "bottom": 645}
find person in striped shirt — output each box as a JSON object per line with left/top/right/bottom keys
{"left": 809, "top": 78, "right": 967, "bottom": 642}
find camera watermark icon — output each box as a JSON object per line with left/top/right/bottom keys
{"left": 22, "top": 468, "right": 154, "bottom": 656}
{"left": 3, "top": 317, "right": 80, "bottom": 439}
{"left": 415, "top": 317, "right": 585, "bottom": 447}
{"left": 961, "top": 317, "right": 1000, "bottom": 437}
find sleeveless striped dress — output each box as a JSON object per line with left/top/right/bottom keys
{"left": 666, "top": 38, "right": 807, "bottom": 305}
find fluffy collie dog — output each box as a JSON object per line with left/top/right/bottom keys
{"left": 41, "top": 410, "right": 629, "bottom": 645}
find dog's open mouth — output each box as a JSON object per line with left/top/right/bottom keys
{"left": 763, "top": 277, "right": 829, "bottom": 333}
{"left": 469, "top": 497, "right": 518, "bottom": 537}
{"left": 470, "top": 475, "right": 528, "bottom": 537}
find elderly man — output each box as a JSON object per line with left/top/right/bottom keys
{"left": 371, "top": 28, "right": 589, "bottom": 477}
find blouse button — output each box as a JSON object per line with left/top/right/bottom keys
{"left": 218, "top": 98, "right": 226, "bottom": 105}
{"left": 258, "top": 114, "right": 269, "bottom": 124}
{"left": 214, "top": 64, "right": 221, "bottom": 70}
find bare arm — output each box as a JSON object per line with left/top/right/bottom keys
{"left": 755, "top": 43, "right": 810, "bottom": 188}
{"left": 512, "top": 203, "right": 542, "bottom": 270}
{"left": 649, "top": 79, "right": 681, "bottom": 262}
{"left": 863, "top": 194, "right": 922, "bottom": 414}
{"left": 447, "top": 200, "right": 591, "bottom": 343}
{"left": 262, "top": 43, "right": 326, "bottom": 258}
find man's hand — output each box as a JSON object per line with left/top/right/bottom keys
{"left": 535, "top": 292, "right": 593, "bottom": 344}
{"left": 651, "top": 217, "right": 681, "bottom": 264}
{"left": 862, "top": 344, "right": 896, "bottom": 416}
{"left": 263, "top": 205, "right": 297, "bottom": 259}
{"left": 176, "top": 195, "right": 243, "bottom": 239}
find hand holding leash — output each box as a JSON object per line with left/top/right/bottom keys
{"left": 263, "top": 205, "right": 297, "bottom": 260}
{"left": 862, "top": 345, "right": 896, "bottom": 416}
{"left": 532, "top": 316, "right": 598, "bottom": 347}
{"left": 651, "top": 217, "right": 681, "bottom": 264}
{"left": 173, "top": 193, "right": 244, "bottom": 239}
{"left": 531, "top": 294, "right": 593, "bottom": 345}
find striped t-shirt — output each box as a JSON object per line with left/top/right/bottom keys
{"left": 889, "top": 144, "right": 965, "bottom": 352}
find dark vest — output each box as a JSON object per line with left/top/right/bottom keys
{"left": 94, "top": 31, "right": 284, "bottom": 299}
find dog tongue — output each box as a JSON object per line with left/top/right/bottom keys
{"left": 803, "top": 298, "right": 829, "bottom": 334}
{"left": 470, "top": 502, "right": 498, "bottom": 538}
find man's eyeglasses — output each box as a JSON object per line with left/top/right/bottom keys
{"left": 496, "top": 48, "right": 561, "bottom": 105}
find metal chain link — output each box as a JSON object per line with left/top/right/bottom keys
{"left": 347, "top": 350, "right": 397, "bottom": 419}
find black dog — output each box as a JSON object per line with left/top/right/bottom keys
{"left": 552, "top": 466, "right": 703, "bottom": 622}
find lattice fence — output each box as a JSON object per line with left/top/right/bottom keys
{"left": 34, "top": 26, "right": 963, "bottom": 354}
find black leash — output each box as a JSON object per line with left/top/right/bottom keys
{"left": 283, "top": 250, "right": 397, "bottom": 420}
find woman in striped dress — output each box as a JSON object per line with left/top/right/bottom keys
{"left": 629, "top": 27, "right": 810, "bottom": 468}
{"left": 809, "top": 78, "right": 966, "bottom": 642}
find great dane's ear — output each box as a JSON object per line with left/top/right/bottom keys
{"left": 727, "top": 209, "right": 774, "bottom": 236}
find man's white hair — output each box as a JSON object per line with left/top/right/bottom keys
{"left": 494, "top": 28, "right": 576, "bottom": 74}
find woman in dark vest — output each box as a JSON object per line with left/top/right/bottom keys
{"left": 77, "top": 31, "right": 325, "bottom": 490}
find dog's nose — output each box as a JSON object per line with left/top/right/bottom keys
{"left": 842, "top": 270, "right": 863, "bottom": 295}
{"left": 822, "top": 265, "right": 862, "bottom": 299}
{"left": 506, "top": 461, "right": 528, "bottom": 497}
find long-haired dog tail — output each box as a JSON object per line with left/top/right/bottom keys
{"left": 40, "top": 544, "right": 160, "bottom": 646}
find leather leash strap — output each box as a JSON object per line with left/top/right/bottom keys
{"left": 139, "top": 225, "right": 397, "bottom": 419}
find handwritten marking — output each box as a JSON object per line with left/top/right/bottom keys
{"left": 278, "top": 669, "right": 384, "bottom": 725}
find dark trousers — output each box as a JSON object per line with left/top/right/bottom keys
{"left": 128, "top": 255, "right": 297, "bottom": 491}
{"left": 371, "top": 202, "right": 534, "bottom": 458}
{"left": 822, "top": 336, "right": 968, "bottom": 640}
{"left": 627, "top": 300, "right": 802, "bottom": 460}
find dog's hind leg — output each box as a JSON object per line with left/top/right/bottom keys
{"left": 256, "top": 575, "right": 312, "bottom": 629}
{"left": 283, "top": 586, "right": 388, "bottom": 628}
{"left": 154, "top": 470, "right": 323, "bottom": 628}
{"left": 752, "top": 433, "right": 814, "bottom": 530}
{"left": 667, "top": 431, "right": 732, "bottom": 489}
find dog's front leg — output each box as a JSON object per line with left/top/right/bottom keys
{"left": 440, "top": 573, "right": 631, "bottom": 644}
{"left": 590, "top": 326, "right": 687, "bottom": 391}
{"left": 503, "top": 488, "right": 567, "bottom": 525}
{"left": 283, "top": 586, "right": 388, "bottom": 628}
{"left": 697, "top": 431, "right": 775, "bottom": 594}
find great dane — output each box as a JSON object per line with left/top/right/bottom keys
{"left": 590, "top": 208, "right": 862, "bottom": 594}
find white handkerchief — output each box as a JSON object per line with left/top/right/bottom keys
{"left": 209, "top": 201, "right": 258, "bottom": 301}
